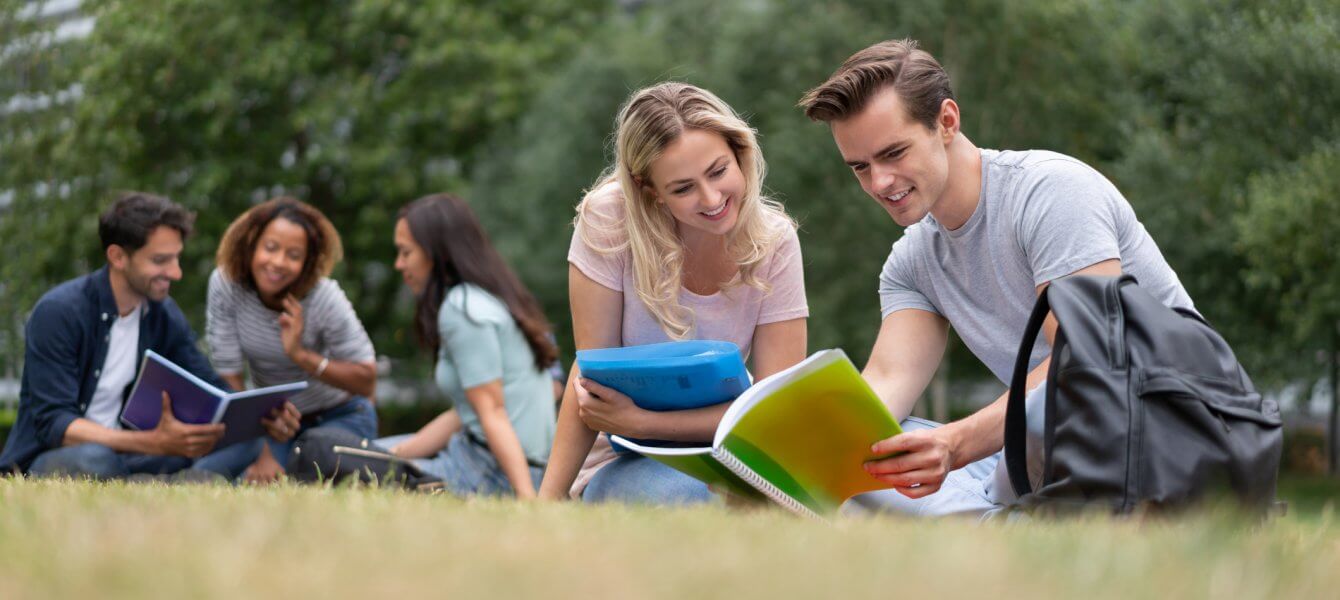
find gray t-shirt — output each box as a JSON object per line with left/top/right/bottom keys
{"left": 879, "top": 149, "right": 1195, "bottom": 383}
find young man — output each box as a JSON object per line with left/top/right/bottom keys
{"left": 0, "top": 193, "right": 243, "bottom": 479}
{"left": 799, "top": 39, "right": 1196, "bottom": 516}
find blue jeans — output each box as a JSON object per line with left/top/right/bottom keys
{"left": 193, "top": 396, "right": 379, "bottom": 480}
{"left": 843, "top": 383, "right": 1049, "bottom": 519}
{"left": 28, "top": 443, "right": 191, "bottom": 480}
{"left": 582, "top": 453, "right": 714, "bottom": 506}
{"left": 376, "top": 432, "right": 544, "bottom": 497}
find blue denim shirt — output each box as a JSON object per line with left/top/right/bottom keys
{"left": 0, "top": 266, "right": 228, "bottom": 473}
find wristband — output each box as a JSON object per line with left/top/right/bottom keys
{"left": 314, "top": 356, "right": 330, "bottom": 378}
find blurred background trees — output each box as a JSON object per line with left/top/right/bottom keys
{"left": 2, "top": 0, "right": 1338, "bottom": 463}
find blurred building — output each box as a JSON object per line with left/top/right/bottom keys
{"left": 0, "top": 1, "right": 93, "bottom": 404}
{"left": 2, "top": 0, "right": 92, "bottom": 204}
{"left": 2, "top": 1, "right": 90, "bottom": 115}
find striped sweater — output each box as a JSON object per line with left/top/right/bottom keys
{"left": 205, "top": 268, "right": 375, "bottom": 413}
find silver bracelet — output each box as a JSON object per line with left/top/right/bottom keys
{"left": 314, "top": 356, "right": 330, "bottom": 378}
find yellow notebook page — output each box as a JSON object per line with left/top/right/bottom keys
{"left": 719, "top": 356, "right": 901, "bottom": 513}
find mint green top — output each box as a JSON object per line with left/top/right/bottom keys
{"left": 436, "top": 284, "right": 555, "bottom": 464}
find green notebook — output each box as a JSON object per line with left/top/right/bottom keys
{"left": 610, "top": 349, "right": 902, "bottom": 518}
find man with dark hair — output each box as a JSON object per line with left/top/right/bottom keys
{"left": 0, "top": 192, "right": 229, "bottom": 478}
{"left": 799, "top": 40, "right": 1196, "bottom": 516}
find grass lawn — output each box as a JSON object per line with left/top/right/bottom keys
{"left": 1, "top": 477, "right": 1337, "bottom": 599}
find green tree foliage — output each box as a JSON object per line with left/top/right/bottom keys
{"left": 1236, "top": 145, "right": 1340, "bottom": 357}
{"left": 3, "top": 0, "right": 1337, "bottom": 402}
{"left": 1235, "top": 143, "right": 1340, "bottom": 469}
{"left": 1, "top": 0, "right": 96, "bottom": 370}
{"left": 0, "top": 0, "right": 606, "bottom": 371}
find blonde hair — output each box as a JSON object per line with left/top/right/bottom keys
{"left": 575, "top": 82, "right": 796, "bottom": 339}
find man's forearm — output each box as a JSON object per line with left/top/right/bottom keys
{"left": 863, "top": 365, "right": 933, "bottom": 421}
{"left": 940, "top": 397, "right": 1007, "bottom": 469}
{"left": 942, "top": 358, "right": 1050, "bottom": 469}
{"left": 62, "top": 418, "right": 161, "bottom": 455}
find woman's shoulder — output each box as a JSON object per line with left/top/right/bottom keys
{"left": 207, "top": 267, "right": 246, "bottom": 300}
{"left": 304, "top": 277, "right": 356, "bottom": 306}
{"left": 573, "top": 181, "right": 629, "bottom": 246}
{"left": 765, "top": 208, "right": 799, "bottom": 238}
{"left": 757, "top": 205, "right": 800, "bottom": 253}
{"left": 441, "top": 283, "right": 510, "bottom": 325}
{"left": 301, "top": 277, "right": 362, "bottom": 321}
{"left": 307, "top": 276, "right": 347, "bottom": 297}
{"left": 580, "top": 180, "right": 626, "bottom": 218}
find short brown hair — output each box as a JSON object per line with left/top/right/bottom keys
{"left": 215, "top": 197, "right": 343, "bottom": 300}
{"left": 99, "top": 191, "right": 195, "bottom": 252}
{"left": 798, "top": 38, "right": 955, "bottom": 128}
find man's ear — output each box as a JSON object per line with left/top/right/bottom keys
{"left": 106, "top": 244, "right": 129, "bottom": 270}
{"left": 937, "top": 98, "right": 961, "bottom": 143}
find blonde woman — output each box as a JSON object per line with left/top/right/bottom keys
{"left": 537, "top": 82, "right": 809, "bottom": 504}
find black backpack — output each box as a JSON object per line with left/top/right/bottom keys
{"left": 287, "top": 427, "right": 443, "bottom": 491}
{"left": 1004, "top": 275, "right": 1283, "bottom": 513}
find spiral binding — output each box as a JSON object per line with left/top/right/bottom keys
{"left": 713, "top": 447, "right": 822, "bottom": 520}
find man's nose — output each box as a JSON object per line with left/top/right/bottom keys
{"left": 871, "top": 164, "right": 897, "bottom": 195}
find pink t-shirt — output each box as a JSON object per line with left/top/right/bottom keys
{"left": 566, "top": 182, "right": 809, "bottom": 497}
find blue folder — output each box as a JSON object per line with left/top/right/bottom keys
{"left": 575, "top": 340, "right": 751, "bottom": 412}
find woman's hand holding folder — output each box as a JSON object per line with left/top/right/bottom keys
{"left": 574, "top": 376, "right": 648, "bottom": 438}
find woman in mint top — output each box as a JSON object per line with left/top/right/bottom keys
{"left": 378, "top": 194, "right": 557, "bottom": 497}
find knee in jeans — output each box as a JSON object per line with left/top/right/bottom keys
{"left": 647, "top": 479, "right": 711, "bottom": 504}
{"left": 584, "top": 457, "right": 710, "bottom": 505}
{"left": 32, "top": 444, "right": 121, "bottom": 479}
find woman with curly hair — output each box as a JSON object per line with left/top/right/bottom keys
{"left": 193, "top": 197, "right": 377, "bottom": 482}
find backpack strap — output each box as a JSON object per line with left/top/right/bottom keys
{"left": 1005, "top": 285, "right": 1053, "bottom": 497}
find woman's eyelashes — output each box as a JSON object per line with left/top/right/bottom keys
{"left": 670, "top": 165, "right": 729, "bottom": 196}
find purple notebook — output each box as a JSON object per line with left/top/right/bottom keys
{"left": 120, "top": 350, "right": 308, "bottom": 448}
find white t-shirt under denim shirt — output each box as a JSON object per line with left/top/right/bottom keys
{"left": 878, "top": 148, "right": 1196, "bottom": 384}
{"left": 84, "top": 306, "right": 142, "bottom": 430}
{"left": 205, "top": 269, "right": 376, "bottom": 414}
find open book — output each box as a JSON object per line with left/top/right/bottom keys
{"left": 120, "top": 350, "right": 308, "bottom": 448}
{"left": 610, "top": 349, "right": 901, "bottom": 518}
